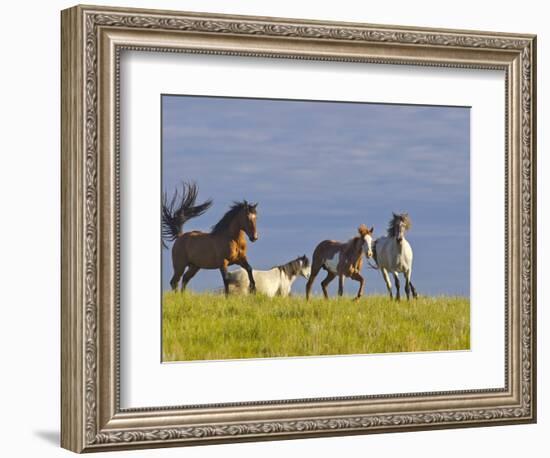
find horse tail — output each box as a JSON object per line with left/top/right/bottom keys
{"left": 161, "top": 182, "right": 213, "bottom": 248}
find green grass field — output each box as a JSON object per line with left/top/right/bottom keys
{"left": 162, "top": 292, "right": 470, "bottom": 362}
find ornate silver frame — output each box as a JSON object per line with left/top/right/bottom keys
{"left": 61, "top": 4, "right": 537, "bottom": 453}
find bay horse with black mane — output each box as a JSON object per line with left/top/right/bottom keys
{"left": 305, "top": 225, "right": 374, "bottom": 300}
{"left": 162, "top": 182, "right": 258, "bottom": 295}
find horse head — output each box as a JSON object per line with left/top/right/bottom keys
{"left": 240, "top": 201, "right": 259, "bottom": 242}
{"left": 391, "top": 212, "right": 411, "bottom": 244}
{"left": 211, "top": 200, "right": 259, "bottom": 242}
{"left": 298, "top": 254, "right": 311, "bottom": 279}
{"left": 358, "top": 224, "right": 375, "bottom": 258}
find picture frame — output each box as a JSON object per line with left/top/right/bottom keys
{"left": 61, "top": 4, "right": 537, "bottom": 453}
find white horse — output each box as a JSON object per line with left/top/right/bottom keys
{"left": 373, "top": 213, "right": 418, "bottom": 300}
{"left": 226, "top": 255, "right": 311, "bottom": 297}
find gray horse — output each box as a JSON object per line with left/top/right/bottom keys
{"left": 374, "top": 213, "right": 418, "bottom": 300}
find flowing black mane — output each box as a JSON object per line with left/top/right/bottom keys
{"left": 277, "top": 256, "right": 309, "bottom": 278}
{"left": 211, "top": 201, "right": 254, "bottom": 234}
{"left": 387, "top": 213, "right": 412, "bottom": 237}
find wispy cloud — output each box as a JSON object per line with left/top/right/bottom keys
{"left": 161, "top": 95, "right": 470, "bottom": 295}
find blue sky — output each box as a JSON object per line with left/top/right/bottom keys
{"left": 162, "top": 95, "right": 470, "bottom": 296}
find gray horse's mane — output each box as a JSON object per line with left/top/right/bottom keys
{"left": 387, "top": 213, "right": 412, "bottom": 237}
{"left": 277, "top": 256, "right": 309, "bottom": 278}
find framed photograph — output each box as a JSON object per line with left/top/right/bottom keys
{"left": 61, "top": 4, "right": 537, "bottom": 453}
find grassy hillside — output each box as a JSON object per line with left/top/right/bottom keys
{"left": 162, "top": 292, "right": 470, "bottom": 362}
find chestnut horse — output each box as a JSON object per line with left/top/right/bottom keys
{"left": 162, "top": 182, "right": 258, "bottom": 294}
{"left": 305, "top": 225, "right": 374, "bottom": 300}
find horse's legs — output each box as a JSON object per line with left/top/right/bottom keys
{"left": 321, "top": 272, "right": 336, "bottom": 299}
{"left": 180, "top": 265, "right": 200, "bottom": 291}
{"left": 405, "top": 270, "right": 417, "bottom": 299}
{"left": 170, "top": 241, "right": 188, "bottom": 291}
{"left": 236, "top": 257, "right": 256, "bottom": 293}
{"left": 380, "top": 268, "right": 393, "bottom": 299}
{"left": 338, "top": 275, "right": 345, "bottom": 296}
{"left": 410, "top": 282, "right": 418, "bottom": 298}
{"left": 350, "top": 272, "right": 365, "bottom": 300}
{"left": 404, "top": 277, "right": 410, "bottom": 300}
{"left": 170, "top": 263, "right": 187, "bottom": 291}
{"left": 305, "top": 263, "right": 322, "bottom": 300}
{"left": 219, "top": 261, "right": 230, "bottom": 296}
{"left": 170, "top": 272, "right": 182, "bottom": 291}
{"left": 393, "top": 273, "right": 401, "bottom": 301}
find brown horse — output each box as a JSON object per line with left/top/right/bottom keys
{"left": 305, "top": 225, "right": 374, "bottom": 300}
{"left": 162, "top": 182, "right": 258, "bottom": 294}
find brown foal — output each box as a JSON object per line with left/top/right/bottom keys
{"left": 305, "top": 225, "right": 374, "bottom": 300}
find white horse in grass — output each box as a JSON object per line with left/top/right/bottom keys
{"left": 226, "top": 255, "right": 311, "bottom": 297}
{"left": 373, "top": 213, "right": 418, "bottom": 300}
